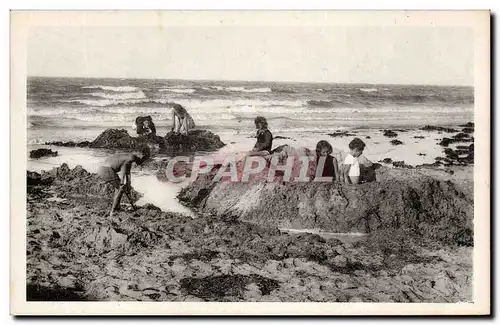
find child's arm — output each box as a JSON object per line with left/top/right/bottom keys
{"left": 171, "top": 110, "right": 176, "bottom": 131}
{"left": 332, "top": 157, "right": 340, "bottom": 182}
{"left": 359, "top": 154, "right": 373, "bottom": 168}
{"left": 342, "top": 164, "right": 351, "bottom": 184}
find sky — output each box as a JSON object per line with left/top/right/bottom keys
{"left": 28, "top": 26, "right": 473, "bottom": 86}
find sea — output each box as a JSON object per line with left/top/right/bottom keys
{"left": 27, "top": 77, "right": 474, "bottom": 144}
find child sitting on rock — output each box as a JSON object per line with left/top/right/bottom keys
{"left": 252, "top": 116, "right": 273, "bottom": 155}
{"left": 342, "top": 137, "right": 374, "bottom": 184}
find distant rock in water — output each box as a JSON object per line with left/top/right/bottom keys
{"left": 459, "top": 122, "right": 474, "bottom": 128}
{"left": 178, "top": 151, "right": 473, "bottom": 246}
{"left": 328, "top": 131, "right": 356, "bottom": 138}
{"left": 274, "top": 136, "right": 295, "bottom": 141}
{"left": 44, "top": 141, "right": 91, "bottom": 148}
{"left": 390, "top": 139, "right": 404, "bottom": 146}
{"left": 30, "top": 148, "right": 58, "bottom": 159}
{"left": 453, "top": 132, "right": 471, "bottom": 140}
{"left": 414, "top": 136, "right": 425, "bottom": 139}
{"left": 439, "top": 136, "right": 474, "bottom": 147}
{"left": 383, "top": 130, "right": 398, "bottom": 138}
{"left": 379, "top": 158, "right": 393, "bottom": 164}
{"left": 47, "top": 129, "right": 225, "bottom": 154}
{"left": 420, "top": 125, "right": 458, "bottom": 133}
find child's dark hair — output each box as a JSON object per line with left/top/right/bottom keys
{"left": 316, "top": 140, "right": 333, "bottom": 155}
{"left": 254, "top": 116, "right": 268, "bottom": 129}
{"left": 349, "top": 137, "right": 366, "bottom": 151}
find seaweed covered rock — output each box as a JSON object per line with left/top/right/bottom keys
{"left": 31, "top": 164, "right": 141, "bottom": 201}
{"left": 89, "top": 129, "right": 155, "bottom": 150}
{"left": 30, "top": 148, "right": 58, "bottom": 159}
{"left": 420, "top": 125, "right": 458, "bottom": 133}
{"left": 383, "top": 130, "right": 398, "bottom": 138}
{"left": 328, "top": 131, "right": 356, "bottom": 138}
{"left": 27, "top": 171, "right": 54, "bottom": 186}
{"left": 44, "top": 141, "right": 91, "bottom": 147}
{"left": 47, "top": 128, "right": 225, "bottom": 154}
{"left": 178, "top": 147, "right": 473, "bottom": 246}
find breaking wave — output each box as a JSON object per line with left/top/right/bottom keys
{"left": 359, "top": 88, "right": 378, "bottom": 93}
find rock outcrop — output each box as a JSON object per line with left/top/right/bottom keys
{"left": 26, "top": 162, "right": 473, "bottom": 302}
{"left": 89, "top": 129, "right": 161, "bottom": 150}
{"left": 162, "top": 130, "right": 225, "bottom": 154}
{"left": 46, "top": 128, "right": 226, "bottom": 154}
{"left": 383, "top": 130, "right": 398, "bottom": 138}
{"left": 27, "top": 164, "right": 141, "bottom": 201}
{"left": 178, "top": 146, "right": 473, "bottom": 247}
{"left": 420, "top": 125, "right": 458, "bottom": 133}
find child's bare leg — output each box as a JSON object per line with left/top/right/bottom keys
{"left": 349, "top": 176, "right": 360, "bottom": 184}
{"left": 110, "top": 186, "right": 125, "bottom": 217}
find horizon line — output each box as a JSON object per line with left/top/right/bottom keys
{"left": 27, "top": 75, "right": 474, "bottom": 88}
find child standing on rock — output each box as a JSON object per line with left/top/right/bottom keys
{"left": 342, "top": 138, "right": 374, "bottom": 184}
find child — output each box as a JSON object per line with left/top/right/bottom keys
{"left": 252, "top": 116, "right": 273, "bottom": 154}
{"left": 133, "top": 115, "right": 156, "bottom": 136}
{"left": 343, "top": 137, "right": 373, "bottom": 184}
{"left": 97, "top": 146, "right": 150, "bottom": 217}
{"left": 170, "top": 103, "right": 196, "bottom": 135}
{"left": 315, "top": 140, "right": 340, "bottom": 182}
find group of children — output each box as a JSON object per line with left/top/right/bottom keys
{"left": 252, "top": 115, "right": 374, "bottom": 184}
{"left": 99, "top": 112, "right": 375, "bottom": 217}
{"left": 315, "top": 137, "right": 374, "bottom": 184}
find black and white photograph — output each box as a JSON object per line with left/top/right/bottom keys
{"left": 11, "top": 10, "right": 490, "bottom": 315}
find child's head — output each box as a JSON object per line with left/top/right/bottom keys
{"left": 348, "top": 137, "right": 366, "bottom": 157}
{"left": 316, "top": 140, "right": 333, "bottom": 156}
{"left": 136, "top": 145, "right": 151, "bottom": 165}
{"left": 254, "top": 116, "right": 268, "bottom": 130}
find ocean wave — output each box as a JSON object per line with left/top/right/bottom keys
{"left": 82, "top": 85, "right": 139, "bottom": 92}
{"left": 66, "top": 96, "right": 150, "bottom": 107}
{"left": 200, "top": 86, "right": 272, "bottom": 93}
{"left": 306, "top": 100, "right": 350, "bottom": 108}
{"left": 229, "top": 87, "right": 272, "bottom": 93}
{"left": 169, "top": 98, "right": 305, "bottom": 110}
{"left": 159, "top": 88, "right": 196, "bottom": 94}
{"left": 90, "top": 90, "right": 147, "bottom": 100}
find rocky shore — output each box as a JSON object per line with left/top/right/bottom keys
{"left": 26, "top": 163, "right": 473, "bottom": 302}
{"left": 46, "top": 129, "right": 226, "bottom": 154}
{"left": 29, "top": 148, "right": 58, "bottom": 159}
